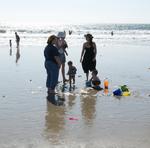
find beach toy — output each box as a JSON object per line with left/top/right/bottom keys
{"left": 121, "top": 85, "right": 129, "bottom": 92}
{"left": 122, "top": 91, "right": 131, "bottom": 96}
{"left": 69, "top": 117, "right": 79, "bottom": 121}
{"left": 113, "top": 88, "right": 122, "bottom": 96}
{"left": 104, "top": 78, "right": 109, "bottom": 89}
{"left": 104, "top": 89, "right": 109, "bottom": 95}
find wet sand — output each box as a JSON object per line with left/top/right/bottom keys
{"left": 0, "top": 43, "right": 150, "bottom": 148}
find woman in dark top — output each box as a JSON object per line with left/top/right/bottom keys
{"left": 80, "top": 34, "right": 97, "bottom": 81}
{"left": 44, "top": 35, "right": 61, "bottom": 94}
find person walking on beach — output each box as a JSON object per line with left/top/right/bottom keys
{"left": 80, "top": 33, "right": 97, "bottom": 81}
{"left": 57, "top": 31, "right": 68, "bottom": 84}
{"left": 69, "top": 30, "right": 72, "bottom": 35}
{"left": 111, "top": 31, "right": 114, "bottom": 36}
{"left": 15, "top": 32, "right": 20, "bottom": 48}
{"left": 9, "top": 39, "right": 12, "bottom": 49}
{"left": 44, "top": 35, "right": 61, "bottom": 94}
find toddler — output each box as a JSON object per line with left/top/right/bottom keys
{"left": 67, "top": 61, "right": 77, "bottom": 87}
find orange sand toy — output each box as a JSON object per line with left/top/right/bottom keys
{"left": 104, "top": 79, "right": 109, "bottom": 89}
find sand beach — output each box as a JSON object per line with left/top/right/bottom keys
{"left": 0, "top": 24, "right": 150, "bottom": 147}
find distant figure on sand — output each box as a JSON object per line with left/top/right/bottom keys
{"left": 44, "top": 35, "right": 61, "bottom": 94}
{"left": 111, "top": 31, "right": 114, "bottom": 36}
{"left": 9, "top": 40, "right": 12, "bottom": 49}
{"left": 80, "top": 34, "right": 97, "bottom": 81}
{"left": 57, "top": 31, "right": 68, "bottom": 83}
{"left": 69, "top": 30, "right": 72, "bottom": 35}
{"left": 67, "top": 61, "right": 77, "bottom": 88}
{"left": 15, "top": 32, "right": 20, "bottom": 48}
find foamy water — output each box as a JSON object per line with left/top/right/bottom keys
{"left": 0, "top": 23, "right": 150, "bottom": 46}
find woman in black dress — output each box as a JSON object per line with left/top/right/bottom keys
{"left": 80, "top": 34, "right": 97, "bottom": 81}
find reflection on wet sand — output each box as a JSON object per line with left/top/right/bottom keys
{"left": 58, "top": 84, "right": 76, "bottom": 108}
{"left": 80, "top": 90, "right": 97, "bottom": 125}
{"left": 44, "top": 94, "right": 66, "bottom": 144}
{"left": 9, "top": 48, "right": 12, "bottom": 56}
{"left": 16, "top": 47, "right": 20, "bottom": 63}
{"left": 68, "top": 94, "right": 76, "bottom": 108}
{"left": 9, "top": 39, "right": 12, "bottom": 56}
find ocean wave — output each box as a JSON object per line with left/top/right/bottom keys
{"left": 0, "top": 29, "right": 6, "bottom": 33}
{"left": 0, "top": 24, "right": 150, "bottom": 46}
{"left": 13, "top": 29, "right": 53, "bottom": 34}
{"left": 1, "top": 23, "right": 150, "bottom": 33}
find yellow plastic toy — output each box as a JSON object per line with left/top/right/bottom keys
{"left": 122, "top": 91, "right": 131, "bottom": 96}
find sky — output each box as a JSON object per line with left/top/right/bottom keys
{"left": 0, "top": 0, "right": 150, "bottom": 25}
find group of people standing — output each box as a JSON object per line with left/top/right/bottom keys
{"left": 44, "top": 32, "right": 98, "bottom": 94}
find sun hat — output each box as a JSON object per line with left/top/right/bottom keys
{"left": 84, "top": 33, "right": 93, "bottom": 39}
{"left": 57, "top": 31, "right": 66, "bottom": 38}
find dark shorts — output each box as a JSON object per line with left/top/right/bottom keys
{"left": 59, "top": 53, "right": 66, "bottom": 64}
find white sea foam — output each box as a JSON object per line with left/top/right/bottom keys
{"left": 0, "top": 23, "right": 150, "bottom": 46}
{"left": 0, "top": 139, "right": 142, "bottom": 148}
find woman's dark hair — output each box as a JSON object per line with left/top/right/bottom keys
{"left": 85, "top": 34, "right": 94, "bottom": 48}
{"left": 47, "top": 35, "right": 56, "bottom": 44}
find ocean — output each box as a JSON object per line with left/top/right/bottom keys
{"left": 0, "top": 23, "right": 150, "bottom": 46}
{"left": 0, "top": 23, "right": 150, "bottom": 148}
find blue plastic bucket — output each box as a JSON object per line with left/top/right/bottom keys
{"left": 113, "top": 89, "right": 122, "bottom": 96}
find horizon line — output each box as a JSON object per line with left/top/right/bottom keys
{"left": 0, "top": 20, "right": 150, "bottom": 26}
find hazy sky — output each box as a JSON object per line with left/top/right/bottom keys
{"left": 0, "top": 0, "right": 150, "bottom": 24}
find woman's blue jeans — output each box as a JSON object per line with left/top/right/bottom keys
{"left": 45, "top": 60, "right": 59, "bottom": 90}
